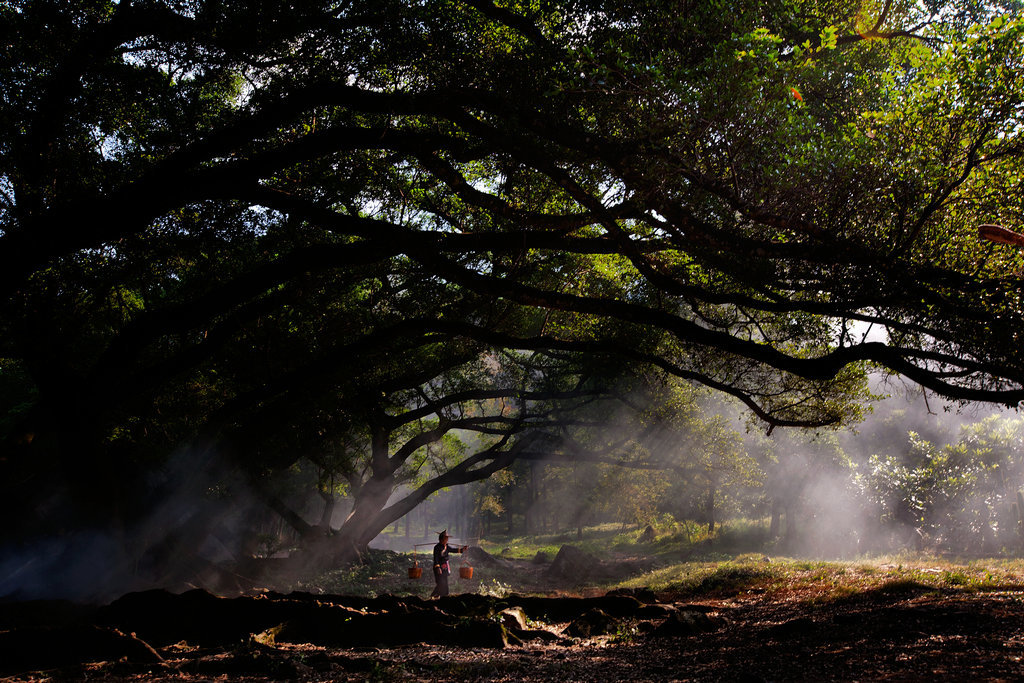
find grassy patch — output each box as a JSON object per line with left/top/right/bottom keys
{"left": 292, "top": 521, "right": 1024, "bottom": 601}
{"left": 644, "top": 558, "right": 780, "bottom": 597}
{"left": 620, "top": 553, "right": 1024, "bottom": 603}
{"left": 688, "top": 563, "right": 777, "bottom": 596}
{"left": 479, "top": 519, "right": 775, "bottom": 562}
{"left": 297, "top": 547, "right": 1024, "bottom": 601}
{"left": 478, "top": 522, "right": 645, "bottom": 560}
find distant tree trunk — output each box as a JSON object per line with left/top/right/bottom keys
{"left": 542, "top": 478, "right": 551, "bottom": 533}
{"left": 422, "top": 497, "right": 433, "bottom": 539}
{"left": 979, "top": 506, "right": 996, "bottom": 554}
{"left": 783, "top": 503, "right": 797, "bottom": 548}
{"left": 317, "top": 489, "right": 335, "bottom": 531}
{"left": 526, "top": 462, "right": 538, "bottom": 533}
{"left": 705, "top": 485, "right": 716, "bottom": 535}
{"left": 770, "top": 500, "right": 782, "bottom": 538}
{"left": 461, "top": 487, "right": 470, "bottom": 541}
{"left": 573, "top": 466, "right": 582, "bottom": 540}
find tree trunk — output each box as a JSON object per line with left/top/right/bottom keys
{"left": 783, "top": 503, "right": 797, "bottom": 548}
{"left": 705, "top": 486, "right": 715, "bottom": 535}
{"left": 526, "top": 462, "right": 539, "bottom": 534}
{"left": 770, "top": 500, "right": 781, "bottom": 538}
{"left": 326, "top": 472, "right": 395, "bottom": 566}
{"left": 460, "top": 487, "right": 470, "bottom": 542}
{"left": 315, "top": 429, "right": 529, "bottom": 567}
{"left": 317, "top": 490, "right": 335, "bottom": 531}
{"left": 978, "top": 505, "right": 996, "bottom": 554}
{"left": 261, "top": 491, "right": 316, "bottom": 539}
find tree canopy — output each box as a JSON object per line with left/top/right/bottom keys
{"left": 2, "top": 0, "right": 1024, "bottom": 592}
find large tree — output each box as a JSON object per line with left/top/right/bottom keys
{"left": 2, "top": 0, "right": 1023, "bottom": 594}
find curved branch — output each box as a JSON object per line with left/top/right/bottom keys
{"left": 409, "top": 262, "right": 1024, "bottom": 406}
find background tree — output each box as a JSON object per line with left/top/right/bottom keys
{"left": 856, "top": 414, "right": 1024, "bottom": 554}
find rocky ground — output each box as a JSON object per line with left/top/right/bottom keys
{"left": 4, "top": 546, "right": 1024, "bottom": 681}
{"left": 3, "top": 585, "right": 1024, "bottom": 681}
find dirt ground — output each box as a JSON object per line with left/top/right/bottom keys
{"left": 5, "top": 584, "right": 1024, "bottom": 682}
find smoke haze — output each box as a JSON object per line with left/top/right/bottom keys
{"left": 2, "top": 377, "right": 1018, "bottom": 603}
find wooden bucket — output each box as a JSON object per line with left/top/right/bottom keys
{"left": 408, "top": 566, "right": 423, "bottom": 579}
{"left": 459, "top": 566, "right": 473, "bottom": 579}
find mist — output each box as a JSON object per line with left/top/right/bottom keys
{"left": 453, "top": 376, "right": 1020, "bottom": 561}
{"left": 0, "top": 447, "right": 270, "bottom": 603}
{"left": 3, "top": 375, "right": 1019, "bottom": 604}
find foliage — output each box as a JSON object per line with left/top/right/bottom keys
{"left": 296, "top": 549, "right": 428, "bottom": 598}
{"left": 3, "top": 0, "right": 1024, "bottom": 596}
{"left": 857, "top": 415, "right": 1024, "bottom": 552}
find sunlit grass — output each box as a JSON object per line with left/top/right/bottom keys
{"left": 299, "top": 552, "right": 1024, "bottom": 600}
{"left": 480, "top": 523, "right": 1024, "bottom": 602}
{"left": 479, "top": 518, "right": 771, "bottom": 561}
{"left": 611, "top": 552, "right": 1024, "bottom": 604}
{"left": 477, "top": 522, "right": 642, "bottom": 559}
{"left": 297, "top": 520, "right": 1024, "bottom": 600}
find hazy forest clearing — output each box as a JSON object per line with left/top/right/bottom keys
{"left": 6, "top": 0, "right": 1024, "bottom": 680}
{"left": 5, "top": 524, "right": 1024, "bottom": 681}
{"left": 313, "top": 522, "right": 1024, "bottom": 599}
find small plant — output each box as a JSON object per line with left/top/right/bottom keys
{"left": 254, "top": 533, "right": 288, "bottom": 559}
{"left": 828, "top": 584, "right": 859, "bottom": 600}
{"left": 368, "top": 660, "right": 407, "bottom": 683}
{"left": 478, "top": 578, "right": 513, "bottom": 597}
{"left": 943, "top": 570, "right": 971, "bottom": 586}
{"left": 734, "top": 552, "right": 771, "bottom": 564}
{"left": 612, "top": 621, "right": 640, "bottom": 643}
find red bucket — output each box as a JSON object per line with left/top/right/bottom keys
{"left": 459, "top": 566, "right": 473, "bottom": 579}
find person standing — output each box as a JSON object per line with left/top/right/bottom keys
{"left": 431, "top": 529, "right": 467, "bottom": 598}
